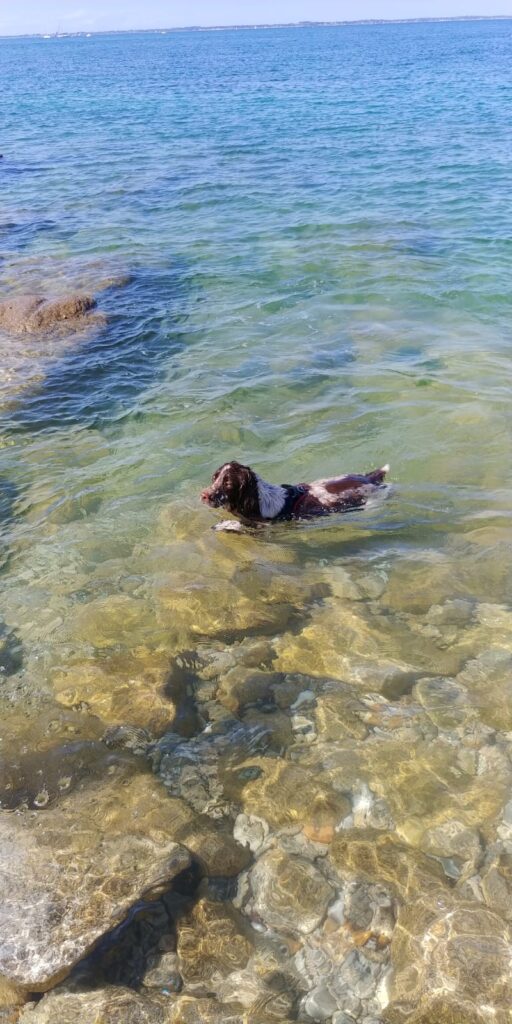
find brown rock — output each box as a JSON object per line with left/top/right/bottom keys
{"left": 242, "top": 848, "right": 334, "bottom": 935}
{"left": 274, "top": 599, "right": 458, "bottom": 687}
{"left": 0, "top": 772, "right": 191, "bottom": 991}
{"left": 389, "top": 900, "right": 512, "bottom": 1020}
{"left": 215, "top": 947, "right": 299, "bottom": 1020}
{"left": 456, "top": 648, "right": 512, "bottom": 731}
{"left": 0, "top": 976, "right": 25, "bottom": 1013}
{"left": 383, "top": 995, "right": 492, "bottom": 1024}
{"left": 68, "top": 595, "right": 156, "bottom": 650}
{"left": 17, "top": 986, "right": 169, "bottom": 1023}
{"left": 51, "top": 647, "right": 177, "bottom": 735}
{"left": 177, "top": 899, "right": 252, "bottom": 994}
{"left": 329, "top": 829, "right": 447, "bottom": 902}
{"left": 163, "top": 800, "right": 252, "bottom": 878}
{"left": 419, "top": 818, "right": 482, "bottom": 871}
{"left": 475, "top": 843, "right": 512, "bottom": 922}
{"left": 230, "top": 759, "right": 350, "bottom": 834}
{"left": 359, "top": 731, "right": 474, "bottom": 831}
{"left": 241, "top": 707, "right": 293, "bottom": 751}
{"left": 414, "top": 676, "right": 475, "bottom": 730}
{"left": 166, "top": 997, "right": 245, "bottom": 1023}
{"left": 216, "top": 669, "right": 280, "bottom": 714}
{"left": 0, "top": 294, "right": 100, "bottom": 335}
{"left": 154, "top": 575, "right": 295, "bottom": 646}
{"left": 314, "top": 688, "right": 368, "bottom": 741}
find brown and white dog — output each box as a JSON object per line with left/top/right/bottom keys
{"left": 201, "top": 460, "right": 390, "bottom": 526}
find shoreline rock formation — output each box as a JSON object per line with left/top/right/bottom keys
{"left": 0, "top": 294, "right": 103, "bottom": 337}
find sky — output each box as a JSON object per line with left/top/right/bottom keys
{"left": 1, "top": 0, "right": 511, "bottom": 36}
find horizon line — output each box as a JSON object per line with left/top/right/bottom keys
{"left": 1, "top": 14, "right": 512, "bottom": 40}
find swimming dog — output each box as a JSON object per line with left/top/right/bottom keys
{"left": 201, "top": 460, "right": 389, "bottom": 525}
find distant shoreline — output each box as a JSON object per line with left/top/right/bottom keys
{"left": 2, "top": 15, "right": 512, "bottom": 41}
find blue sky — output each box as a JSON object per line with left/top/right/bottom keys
{"left": 1, "top": 0, "right": 511, "bottom": 36}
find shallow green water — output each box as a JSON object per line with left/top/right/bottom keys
{"left": 1, "top": 20, "right": 512, "bottom": 1023}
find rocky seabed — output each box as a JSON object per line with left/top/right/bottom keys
{"left": 2, "top": 544, "right": 512, "bottom": 1024}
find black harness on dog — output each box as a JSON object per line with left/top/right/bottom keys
{"left": 274, "top": 483, "right": 367, "bottom": 521}
{"left": 274, "top": 484, "right": 309, "bottom": 521}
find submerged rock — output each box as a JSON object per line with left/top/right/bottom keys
{"left": 383, "top": 995, "right": 491, "bottom": 1024}
{"left": 151, "top": 718, "right": 270, "bottom": 818}
{"left": 136, "top": 789, "right": 251, "bottom": 878}
{"left": 154, "top": 574, "right": 296, "bottom": 647}
{"left": 357, "top": 730, "right": 479, "bottom": 836}
{"left": 0, "top": 976, "right": 25, "bottom": 1020}
{"left": 11, "top": 983, "right": 296, "bottom": 1024}
{"left": 301, "top": 947, "right": 389, "bottom": 1022}
{"left": 0, "top": 771, "right": 191, "bottom": 991}
{"left": 177, "top": 899, "right": 252, "bottom": 995}
{"left": 273, "top": 603, "right": 422, "bottom": 697}
{"left": 165, "top": 997, "right": 246, "bottom": 1023}
{"left": 388, "top": 900, "right": 512, "bottom": 1021}
{"left": 314, "top": 686, "right": 369, "bottom": 742}
{"left": 233, "top": 813, "right": 270, "bottom": 854}
{"left": 329, "top": 829, "right": 447, "bottom": 903}
{"left": 425, "top": 597, "right": 475, "bottom": 629}
{"left": 0, "top": 623, "right": 22, "bottom": 676}
{"left": 0, "top": 703, "right": 109, "bottom": 811}
{"left": 17, "top": 986, "right": 170, "bottom": 1023}
{"left": 228, "top": 758, "right": 350, "bottom": 839}
{"left": 0, "top": 294, "right": 101, "bottom": 336}
{"left": 68, "top": 595, "right": 157, "bottom": 651}
{"left": 456, "top": 648, "right": 512, "bottom": 730}
{"left": 0, "top": 736, "right": 130, "bottom": 812}
{"left": 213, "top": 944, "right": 300, "bottom": 1019}
{"left": 465, "top": 841, "right": 512, "bottom": 922}
{"left": 419, "top": 818, "right": 482, "bottom": 874}
{"left": 51, "top": 646, "right": 178, "bottom": 735}
{"left": 293, "top": 876, "right": 394, "bottom": 1021}
{"left": 414, "top": 675, "right": 475, "bottom": 729}
{"left": 143, "top": 951, "right": 182, "bottom": 993}
{"left": 239, "top": 847, "right": 334, "bottom": 935}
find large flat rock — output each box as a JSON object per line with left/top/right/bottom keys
{"left": 17, "top": 987, "right": 169, "bottom": 1023}
{"left": 17, "top": 988, "right": 251, "bottom": 1024}
{"left": 0, "top": 294, "right": 100, "bottom": 336}
{"left": 0, "top": 771, "right": 191, "bottom": 992}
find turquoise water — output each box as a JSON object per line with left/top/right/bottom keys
{"left": 1, "top": 20, "right": 512, "bottom": 1020}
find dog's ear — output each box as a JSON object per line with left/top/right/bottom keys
{"left": 231, "top": 464, "right": 260, "bottom": 520}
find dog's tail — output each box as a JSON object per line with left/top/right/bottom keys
{"left": 367, "top": 464, "right": 389, "bottom": 485}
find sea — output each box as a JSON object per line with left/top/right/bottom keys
{"left": 1, "top": 19, "right": 512, "bottom": 1020}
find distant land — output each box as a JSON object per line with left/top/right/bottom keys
{"left": 2, "top": 15, "right": 512, "bottom": 40}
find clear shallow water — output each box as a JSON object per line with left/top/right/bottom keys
{"left": 1, "top": 20, "right": 512, "bottom": 1022}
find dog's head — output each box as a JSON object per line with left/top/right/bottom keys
{"left": 201, "top": 461, "right": 260, "bottom": 520}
